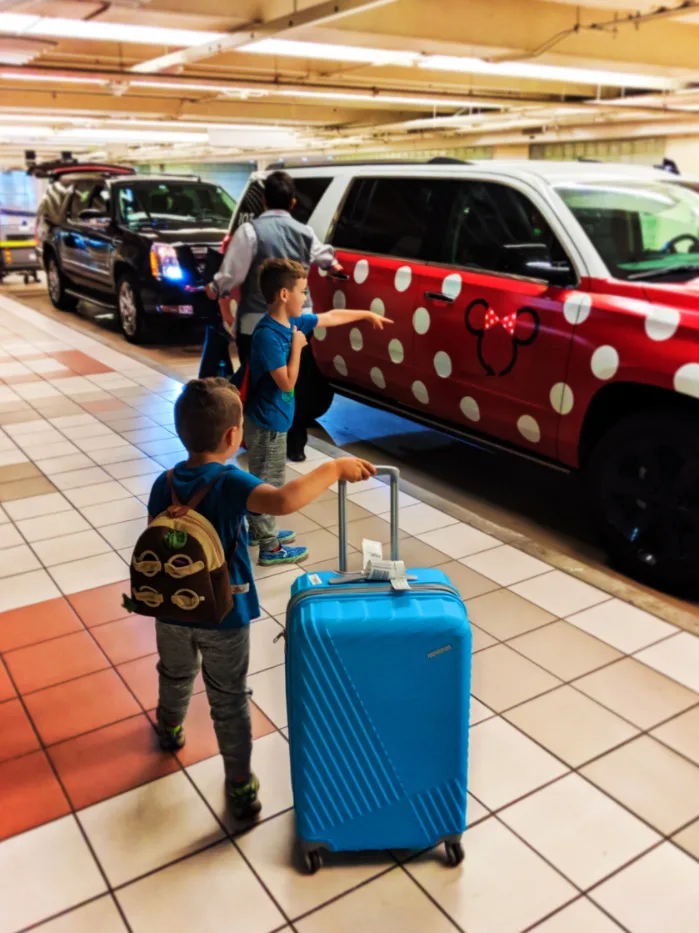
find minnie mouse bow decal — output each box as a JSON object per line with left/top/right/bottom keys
{"left": 466, "top": 298, "right": 540, "bottom": 377}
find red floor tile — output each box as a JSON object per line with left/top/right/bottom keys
{"left": 91, "top": 615, "right": 157, "bottom": 665}
{"left": 1, "top": 374, "right": 44, "bottom": 385}
{"left": 80, "top": 398, "right": 131, "bottom": 413}
{"left": 48, "top": 351, "right": 112, "bottom": 375}
{"left": 0, "top": 658, "right": 15, "bottom": 702}
{"left": 147, "top": 696, "right": 276, "bottom": 768}
{"left": 68, "top": 582, "right": 141, "bottom": 629}
{"left": 0, "top": 750, "right": 71, "bottom": 842}
{"left": 24, "top": 668, "right": 141, "bottom": 746}
{"left": 48, "top": 713, "right": 180, "bottom": 810}
{"left": 118, "top": 653, "right": 205, "bottom": 711}
{"left": 0, "top": 597, "right": 84, "bottom": 653}
{"left": 5, "top": 630, "right": 110, "bottom": 695}
{"left": 0, "top": 698, "right": 40, "bottom": 763}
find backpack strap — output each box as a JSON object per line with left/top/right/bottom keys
{"left": 166, "top": 469, "right": 225, "bottom": 518}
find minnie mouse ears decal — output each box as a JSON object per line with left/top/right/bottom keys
{"left": 465, "top": 298, "right": 540, "bottom": 377}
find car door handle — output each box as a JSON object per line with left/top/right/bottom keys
{"left": 329, "top": 271, "right": 349, "bottom": 281}
{"left": 424, "top": 291, "right": 455, "bottom": 303}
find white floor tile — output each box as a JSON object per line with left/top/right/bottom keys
{"left": 501, "top": 773, "right": 659, "bottom": 889}
{"left": 106, "top": 416, "right": 157, "bottom": 433}
{"left": 52, "top": 376, "right": 99, "bottom": 396}
{"left": 511, "top": 571, "right": 610, "bottom": 618}
{"left": 48, "top": 414, "right": 100, "bottom": 429}
{"left": 154, "top": 452, "right": 186, "bottom": 470}
{"left": 19, "top": 440, "right": 81, "bottom": 461}
{"left": 296, "top": 867, "right": 456, "bottom": 933}
{"left": 64, "top": 481, "right": 134, "bottom": 508}
{"left": 461, "top": 544, "right": 552, "bottom": 586}
{"left": 237, "top": 810, "right": 391, "bottom": 919}
{"left": 117, "top": 840, "right": 284, "bottom": 933}
{"left": 591, "top": 843, "right": 699, "bottom": 933}
{"left": 136, "top": 438, "right": 186, "bottom": 458}
{"left": 0, "top": 448, "right": 28, "bottom": 466}
{"left": 78, "top": 771, "right": 225, "bottom": 887}
{"left": 34, "top": 453, "right": 95, "bottom": 475}
{"left": 348, "top": 486, "right": 419, "bottom": 514}
{"left": 122, "top": 427, "right": 174, "bottom": 444}
{"left": 635, "top": 633, "right": 699, "bottom": 693}
{"left": 13, "top": 381, "right": 62, "bottom": 399}
{"left": 32, "top": 529, "right": 112, "bottom": 566}
{"left": 0, "top": 522, "right": 23, "bottom": 549}
{"left": 0, "top": 815, "right": 106, "bottom": 933}
{"left": 118, "top": 472, "right": 162, "bottom": 496}
{"left": 0, "top": 567, "right": 61, "bottom": 611}
{"left": 567, "top": 599, "right": 678, "bottom": 654}
{"left": 104, "top": 456, "right": 162, "bottom": 479}
{"left": 0, "top": 543, "right": 41, "bottom": 578}
{"left": 417, "top": 522, "right": 500, "bottom": 559}
{"left": 90, "top": 446, "right": 148, "bottom": 466}
{"left": 406, "top": 818, "right": 576, "bottom": 933}
{"left": 255, "top": 567, "right": 307, "bottom": 616}
{"left": 529, "top": 898, "right": 626, "bottom": 932}
{"left": 3, "top": 492, "right": 72, "bottom": 521}
{"left": 188, "top": 732, "right": 293, "bottom": 831}
{"left": 249, "top": 617, "right": 286, "bottom": 674}
{"left": 80, "top": 497, "right": 148, "bottom": 526}
{"left": 389, "top": 502, "right": 459, "bottom": 536}
{"left": 31, "top": 896, "right": 128, "bottom": 933}
{"left": 17, "top": 509, "right": 91, "bottom": 543}
{"left": 101, "top": 518, "right": 145, "bottom": 550}
{"left": 75, "top": 435, "right": 132, "bottom": 453}
{"left": 49, "top": 551, "right": 129, "bottom": 595}
{"left": 248, "top": 664, "right": 288, "bottom": 728}
{"left": 51, "top": 466, "right": 111, "bottom": 491}
{"left": 467, "top": 716, "right": 568, "bottom": 811}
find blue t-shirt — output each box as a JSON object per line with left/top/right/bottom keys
{"left": 147, "top": 462, "right": 263, "bottom": 629}
{"left": 245, "top": 313, "right": 318, "bottom": 433}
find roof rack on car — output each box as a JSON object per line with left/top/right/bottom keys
{"left": 27, "top": 159, "right": 135, "bottom": 180}
{"left": 265, "top": 157, "right": 469, "bottom": 170}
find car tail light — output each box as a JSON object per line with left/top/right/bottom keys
{"left": 221, "top": 234, "right": 231, "bottom": 254}
{"left": 150, "top": 242, "right": 183, "bottom": 281}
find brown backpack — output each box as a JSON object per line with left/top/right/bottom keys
{"left": 122, "top": 470, "right": 244, "bottom": 625}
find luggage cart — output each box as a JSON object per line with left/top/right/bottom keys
{"left": 0, "top": 208, "right": 41, "bottom": 285}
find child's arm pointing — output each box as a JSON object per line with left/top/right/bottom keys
{"left": 315, "top": 309, "right": 394, "bottom": 330}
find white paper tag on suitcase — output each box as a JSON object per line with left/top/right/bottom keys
{"left": 362, "top": 538, "right": 383, "bottom": 569}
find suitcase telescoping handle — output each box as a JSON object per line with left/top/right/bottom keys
{"left": 338, "top": 465, "right": 400, "bottom": 572}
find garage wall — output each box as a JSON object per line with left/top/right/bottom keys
{"left": 530, "top": 137, "right": 666, "bottom": 165}
{"left": 136, "top": 162, "right": 255, "bottom": 203}
{"left": 663, "top": 136, "right": 699, "bottom": 175}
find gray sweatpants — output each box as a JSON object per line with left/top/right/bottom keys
{"left": 156, "top": 621, "right": 251, "bottom": 791}
{"left": 245, "top": 417, "right": 287, "bottom": 553}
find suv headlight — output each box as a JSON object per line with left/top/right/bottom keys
{"left": 150, "top": 242, "right": 182, "bottom": 281}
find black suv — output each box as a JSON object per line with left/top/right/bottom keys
{"left": 33, "top": 161, "right": 234, "bottom": 343}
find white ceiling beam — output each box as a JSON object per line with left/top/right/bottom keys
{"left": 130, "top": 0, "right": 398, "bottom": 74}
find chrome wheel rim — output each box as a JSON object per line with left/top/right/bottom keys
{"left": 119, "top": 281, "right": 137, "bottom": 337}
{"left": 48, "top": 261, "right": 61, "bottom": 303}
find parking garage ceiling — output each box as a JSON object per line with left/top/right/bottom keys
{"left": 0, "top": 0, "right": 698, "bottom": 167}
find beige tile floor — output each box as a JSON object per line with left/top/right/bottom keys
{"left": 0, "top": 292, "right": 697, "bottom": 932}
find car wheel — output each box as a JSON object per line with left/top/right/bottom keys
{"left": 46, "top": 255, "right": 77, "bottom": 311}
{"left": 588, "top": 409, "right": 699, "bottom": 592}
{"left": 118, "top": 274, "right": 149, "bottom": 344}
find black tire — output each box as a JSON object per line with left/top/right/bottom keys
{"left": 588, "top": 409, "right": 699, "bottom": 592}
{"left": 445, "top": 841, "right": 464, "bottom": 867}
{"left": 46, "top": 254, "right": 77, "bottom": 311}
{"left": 117, "top": 273, "right": 150, "bottom": 344}
{"left": 303, "top": 850, "right": 322, "bottom": 875}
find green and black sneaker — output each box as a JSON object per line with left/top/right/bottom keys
{"left": 156, "top": 720, "right": 186, "bottom": 751}
{"left": 228, "top": 773, "right": 262, "bottom": 822}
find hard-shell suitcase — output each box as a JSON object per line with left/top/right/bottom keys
{"left": 285, "top": 466, "right": 472, "bottom": 873}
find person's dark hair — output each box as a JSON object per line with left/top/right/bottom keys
{"left": 259, "top": 257, "right": 307, "bottom": 304}
{"left": 264, "top": 170, "right": 296, "bottom": 210}
{"left": 175, "top": 378, "right": 242, "bottom": 453}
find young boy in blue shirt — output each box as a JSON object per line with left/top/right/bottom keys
{"left": 245, "top": 257, "right": 392, "bottom": 566}
{"left": 148, "top": 377, "right": 375, "bottom": 820}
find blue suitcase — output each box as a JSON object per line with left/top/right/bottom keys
{"left": 284, "top": 466, "right": 472, "bottom": 873}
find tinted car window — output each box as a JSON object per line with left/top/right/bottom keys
{"left": 332, "top": 177, "right": 445, "bottom": 259}
{"left": 67, "top": 181, "right": 96, "bottom": 221}
{"left": 118, "top": 182, "right": 234, "bottom": 229}
{"left": 443, "top": 181, "right": 569, "bottom": 273}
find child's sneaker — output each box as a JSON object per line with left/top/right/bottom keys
{"left": 248, "top": 529, "right": 296, "bottom": 548}
{"left": 258, "top": 544, "right": 308, "bottom": 566}
{"left": 228, "top": 773, "right": 262, "bottom": 821}
{"left": 156, "top": 720, "right": 185, "bottom": 751}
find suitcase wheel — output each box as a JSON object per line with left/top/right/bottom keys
{"left": 445, "top": 840, "right": 464, "bottom": 868}
{"left": 303, "top": 850, "right": 322, "bottom": 875}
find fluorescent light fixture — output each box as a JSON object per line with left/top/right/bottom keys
{"left": 0, "top": 125, "right": 52, "bottom": 137}
{"left": 420, "top": 55, "right": 679, "bottom": 91}
{"left": 129, "top": 79, "right": 235, "bottom": 93}
{"left": 0, "top": 71, "right": 108, "bottom": 84}
{"left": 240, "top": 37, "right": 419, "bottom": 67}
{"left": 61, "top": 127, "right": 208, "bottom": 143}
{"left": 0, "top": 13, "right": 225, "bottom": 47}
{"left": 275, "top": 87, "right": 498, "bottom": 109}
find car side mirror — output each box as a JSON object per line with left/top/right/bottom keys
{"left": 78, "top": 208, "right": 109, "bottom": 225}
{"left": 501, "top": 243, "right": 574, "bottom": 286}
